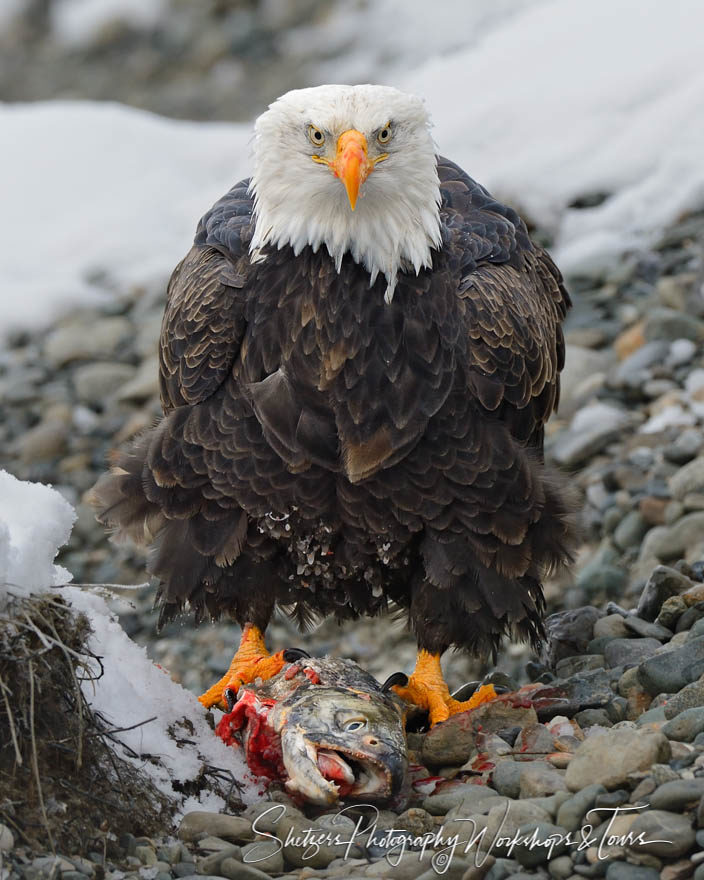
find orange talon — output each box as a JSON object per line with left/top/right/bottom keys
{"left": 392, "top": 650, "right": 498, "bottom": 727}
{"left": 198, "top": 623, "right": 285, "bottom": 709}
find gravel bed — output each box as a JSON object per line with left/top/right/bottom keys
{"left": 2, "top": 176, "right": 704, "bottom": 879}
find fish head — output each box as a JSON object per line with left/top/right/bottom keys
{"left": 272, "top": 686, "right": 407, "bottom": 806}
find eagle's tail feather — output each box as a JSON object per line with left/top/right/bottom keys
{"left": 88, "top": 422, "right": 266, "bottom": 630}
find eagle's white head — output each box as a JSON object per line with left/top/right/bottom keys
{"left": 249, "top": 84, "right": 442, "bottom": 303}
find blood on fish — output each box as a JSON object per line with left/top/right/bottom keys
{"left": 216, "top": 690, "right": 285, "bottom": 779}
{"left": 303, "top": 667, "right": 321, "bottom": 684}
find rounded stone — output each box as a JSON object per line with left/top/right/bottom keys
{"left": 565, "top": 728, "right": 670, "bottom": 791}
{"left": 556, "top": 783, "right": 607, "bottom": 832}
{"left": 594, "top": 615, "right": 630, "bottom": 639}
{"left": 604, "top": 637, "right": 661, "bottom": 668}
{"left": 73, "top": 361, "right": 137, "bottom": 405}
{"left": 627, "top": 809, "right": 696, "bottom": 858}
{"left": 606, "top": 863, "right": 660, "bottom": 880}
{"left": 240, "top": 839, "right": 284, "bottom": 874}
{"left": 0, "top": 823, "right": 14, "bottom": 853}
{"left": 662, "top": 706, "right": 704, "bottom": 741}
{"left": 177, "top": 812, "right": 254, "bottom": 843}
{"left": 637, "top": 565, "right": 693, "bottom": 621}
{"left": 648, "top": 778, "right": 704, "bottom": 811}
{"left": 663, "top": 676, "right": 704, "bottom": 718}
{"left": 637, "top": 635, "right": 704, "bottom": 695}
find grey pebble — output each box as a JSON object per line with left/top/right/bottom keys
{"left": 613, "top": 511, "right": 649, "bottom": 551}
{"left": 0, "top": 823, "right": 14, "bottom": 853}
{"left": 670, "top": 456, "right": 704, "bottom": 499}
{"left": 663, "top": 676, "right": 704, "bottom": 717}
{"left": 648, "top": 777, "right": 704, "bottom": 811}
{"left": 196, "top": 845, "right": 242, "bottom": 875}
{"left": 73, "top": 361, "right": 137, "bottom": 405}
{"left": 622, "top": 616, "right": 672, "bottom": 641}
{"left": 593, "top": 615, "right": 630, "bottom": 639}
{"left": 546, "top": 606, "right": 604, "bottom": 665}
{"left": 548, "top": 854, "right": 574, "bottom": 879}
{"left": 611, "top": 340, "right": 669, "bottom": 387}
{"left": 177, "top": 813, "right": 254, "bottom": 844}
{"left": 556, "top": 783, "right": 607, "bottom": 832}
{"left": 551, "top": 403, "right": 631, "bottom": 468}
{"left": 511, "top": 822, "right": 569, "bottom": 867}
{"left": 677, "top": 601, "right": 704, "bottom": 632}
{"left": 574, "top": 708, "right": 613, "bottom": 727}
{"left": 661, "top": 705, "right": 704, "bottom": 741}
{"left": 637, "top": 635, "right": 704, "bottom": 695}
{"left": 219, "top": 858, "right": 277, "bottom": 880}
{"left": 240, "top": 840, "right": 284, "bottom": 875}
{"left": 565, "top": 728, "right": 670, "bottom": 791}
{"left": 604, "top": 637, "right": 661, "bottom": 668}
{"left": 605, "top": 864, "right": 660, "bottom": 880}
{"left": 492, "top": 761, "right": 522, "bottom": 799}
{"left": 635, "top": 704, "right": 667, "bottom": 726}
{"left": 637, "top": 565, "right": 693, "bottom": 621}
{"left": 644, "top": 307, "right": 704, "bottom": 343}
{"left": 44, "top": 316, "right": 133, "bottom": 367}
{"left": 627, "top": 808, "right": 696, "bottom": 858}
{"left": 555, "top": 655, "right": 606, "bottom": 678}
{"left": 664, "top": 428, "right": 704, "bottom": 465}
{"left": 423, "top": 783, "right": 499, "bottom": 815}
{"left": 518, "top": 763, "right": 567, "bottom": 798}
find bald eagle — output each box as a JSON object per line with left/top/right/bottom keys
{"left": 91, "top": 84, "right": 575, "bottom": 725}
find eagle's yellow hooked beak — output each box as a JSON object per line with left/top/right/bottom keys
{"left": 332, "top": 130, "right": 372, "bottom": 211}
{"left": 311, "top": 129, "right": 388, "bottom": 210}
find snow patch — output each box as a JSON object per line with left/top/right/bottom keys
{"left": 396, "top": 0, "right": 704, "bottom": 275}
{"left": 0, "top": 472, "right": 257, "bottom": 809}
{"left": 0, "top": 101, "right": 250, "bottom": 339}
{"left": 2, "top": 0, "right": 704, "bottom": 336}
{"left": 0, "top": 470, "right": 75, "bottom": 608}
{"left": 61, "top": 586, "right": 256, "bottom": 811}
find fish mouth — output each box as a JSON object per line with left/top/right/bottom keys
{"left": 315, "top": 744, "right": 392, "bottom": 799}
{"left": 280, "top": 727, "right": 395, "bottom": 805}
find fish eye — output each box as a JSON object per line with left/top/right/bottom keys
{"left": 344, "top": 718, "right": 367, "bottom": 732}
{"left": 377, "top": 123, "right": 392, "bottom": 145}
{"left": 308, "top": 125, "right": 325, "bottom": 147}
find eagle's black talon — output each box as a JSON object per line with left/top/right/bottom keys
{"left": 381, "top": 672, "right": 409, "bottom": 692}
{"left": 283, "top": 647, "right": 311, "bottom": 662}
{"left": 450, "top": 680, "right": 480, "bottom": 702}
{"left": 224, "top": 688, "right": 238, "bottom": 712}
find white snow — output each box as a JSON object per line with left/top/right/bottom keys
{"left": 0, "top": 472, "right": 257, "bottom": 809}
{"left": 62, "top": 586, "right": 257, "bottom": 811}
{"left": 1, "top": 0, "right": 704, "bottom": 337}
{"left": 394, "top": 0, "right": 704, "bottom": 275}
{"left": 0, "top": 102, "right": 249, "bottom": 339}
{"left": 0, "top": 470, "right": 75, "bottom": 608}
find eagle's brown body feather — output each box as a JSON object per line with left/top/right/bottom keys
{"left": 91, "top": 157, "right": 574, "bottom": 657}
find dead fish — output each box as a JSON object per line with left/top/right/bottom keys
{"left": 216, "top": 653, "right": 408, "bottom": 806}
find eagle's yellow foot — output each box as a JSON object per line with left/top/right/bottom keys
{"left": 392, "top": 650, "right": 498, "bottom": 726}
{"left": 198, "top": 623, "right": 285, "bottom": 709}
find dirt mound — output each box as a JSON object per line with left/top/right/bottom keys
{"left": 0, "top": 593, "right": 170, "bottom": 854}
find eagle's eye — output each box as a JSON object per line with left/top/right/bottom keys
{"left": 308, "top": 125, "right": 325, "bottom": 147}
{"left": 377, "top": 123, "right": 392, "bottom": 145}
